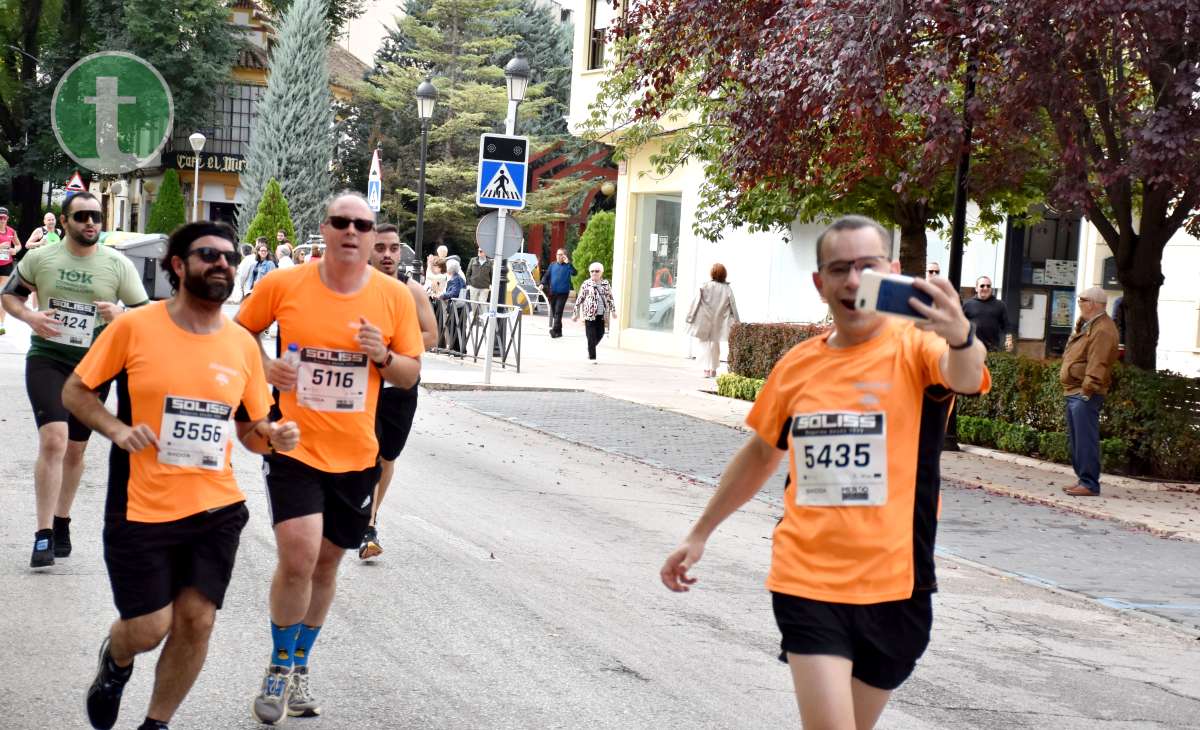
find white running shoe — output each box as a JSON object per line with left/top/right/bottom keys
{"left": 251, "top": 664, "right": 292, "bottom": 725}
{"left": 287, "top": 665, "right": 322, "bottom": 717}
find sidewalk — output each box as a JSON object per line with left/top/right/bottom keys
{"left": 423, "top": 311, "right": 1200, "bottom": 543}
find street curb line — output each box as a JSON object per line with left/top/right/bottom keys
{"left": 946, "top": 476, "right": 1197, "bottom": 544}
{"left": 934, "top": 547, "right": 1200, "bottom": 641}
{"left": 422, "top": 382, "right": 584, "bottom": 394}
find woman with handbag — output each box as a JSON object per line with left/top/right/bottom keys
{"left": 686, "top": 263, "right": 740, "bottom": 377}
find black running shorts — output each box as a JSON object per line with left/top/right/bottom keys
{"left": 0, "top": 262, "right": 13, "bottom": 277}
{"left": 103, "top": 502, "right": 249, "bottom": 620}
{"left": 263, "top": 452, "right": 380, "bottom": 550}
{"left": 375, "top": 383, "right": 419, "bottom": 462}
{"left": 26, "top": 355, "right": 110, "bottom": 441}
{"left": 771, "top": 590, "right": 933, "bottom": 691}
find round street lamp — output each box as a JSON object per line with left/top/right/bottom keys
{"left": 415, "top": 79, "right": 438, "bottom": 121}
{"left": 504, "top": 56, "right": 531, "bottom": 104}
{"left": 414, "top": 79, "right": 438, "bottom": 276}
{"left": 188, "top": 131, "right": 206, "bottom": 221}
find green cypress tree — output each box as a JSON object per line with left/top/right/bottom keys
{"left": 244, "top": 178, "right": 297, "bottom": 248}
{"left": 570, "top": 211, "right": 615, "bottom": 291}
{"left": 239, "top": 0, "right": 334, "bottom": 240}
{"left": 146, "top": 169, "right": 187, "bottom": 234}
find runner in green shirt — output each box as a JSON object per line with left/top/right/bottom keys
{"left": 1, "top": 192, "right": 149, "bottom": 568}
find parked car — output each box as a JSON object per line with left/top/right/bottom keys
{"left": 647, "top": 286, "right": 676, "bottom": 329}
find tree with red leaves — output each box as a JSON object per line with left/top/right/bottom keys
{"left": 596, "top": 0, "right": 1199, "bottom": 370}
{"left": 978, "top": 0, "right": 1200, "bottom": 371}
{"left": 589, "top": 1, "right": 1048, "bottom": 276}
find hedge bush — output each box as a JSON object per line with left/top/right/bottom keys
{"left": 728, "top": 322, "right": 829, "bottom": 380}
{"left": 716, "top": 372, "right": 765, "bottom": 402}
{"left": 958, "top": 353, "right": 1200, "bottom": 480}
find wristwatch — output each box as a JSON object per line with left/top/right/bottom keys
{"left": 949, "top": 322, "right": 976, "bottom": 350}
{"left": 374, "top": 351, "right": 394, "bottom": 369}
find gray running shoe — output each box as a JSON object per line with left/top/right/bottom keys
{"left": 251, "top": 665, "right": 292, "bottom": 725}
{"left": 287, "top": 666, "right": 322, "bottom": 717}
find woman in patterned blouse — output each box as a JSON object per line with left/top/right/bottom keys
{"left": 572, "top": 262, "right": 618, "bottom": 361}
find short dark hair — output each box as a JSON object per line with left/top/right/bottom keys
{"left": 161, "top": 221, "right": 238, "bottom": 292}
{"left": 376, "top": 223, "right": 399, "bottom": 236}
{"left": 62, "top": 192, "right": 100, "bottom": 218}
{"left": 815, "top": 215, "right": 891, "bottom": 267}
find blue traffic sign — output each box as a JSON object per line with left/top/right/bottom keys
{"left": 476, "top": 134, "right": 528, "bottom": 210}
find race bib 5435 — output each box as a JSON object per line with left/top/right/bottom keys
{"left": 789, "top": 411, "right": 887, "bottom": 507}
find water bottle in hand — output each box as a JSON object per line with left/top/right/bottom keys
{"left": 280, "top": 343, "right": 301, "bottom": 392}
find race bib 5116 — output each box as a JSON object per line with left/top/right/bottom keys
{"left": 789, "top": 411, "right": 887, "bottom": 507}
{"left": 296, "top": 347, "right": 369, "bottom": 412}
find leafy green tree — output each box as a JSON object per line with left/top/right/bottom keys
{"left": 146, "top": 169, "right": 187, "bottom": 234}
{"left": 363, "top": 0, "right": 578, "bottom": 259}
{"left": 240, "top": 0, "right": 334, "bottom": 240}
{"left": 570, "top": 211, "right": 614, "bottom": 291}
{"left": 244, "top": 178, "right": 297, "bottom": 248}
{"left": 0, "top": 0, "right": 237, "bottom": 239}
{"left": 492, "top": 0, "right": 573, "bottom": 136}
{"left": 262, "top": 0, "right": 367, "bottom": 42}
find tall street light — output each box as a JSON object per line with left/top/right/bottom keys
{"left": 188, "top": 132, "right": 206, "bottom": 221}
{"left": 483, "top": 57, "right": 531, "bottom": 384}
{"left": 414, "top": 79, "right": 437, "bottom": 277}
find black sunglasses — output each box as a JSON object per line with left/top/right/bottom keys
{"left": 71, "top": 210, "right": 103, "bottom": 223}
{"left": 327, "top": 216, "right": 375, "bottom": 232}
{"left": 187, "top": 246, "right": 242, "bottom": 266}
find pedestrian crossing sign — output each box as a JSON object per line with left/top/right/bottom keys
{"left": 476, "top": 133, "right": 528, "bottom": 210}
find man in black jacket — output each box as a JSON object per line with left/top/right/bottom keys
{"left": 962, "top": 276, "right": 1010, "bottom": 352}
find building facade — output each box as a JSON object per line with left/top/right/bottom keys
{"left": 568, "top": 0, "right": 1200, "bottom": 375}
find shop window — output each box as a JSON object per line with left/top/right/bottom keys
{"left": 630, "top": 193, "right": 681, "bottom": 332}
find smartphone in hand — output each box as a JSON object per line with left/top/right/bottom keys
{"left": 856, "top": 270, "right": 934, "bottom": 321}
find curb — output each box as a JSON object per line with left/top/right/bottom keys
{"left": 945, "top": 476, "right": 1197, "bottom": 543}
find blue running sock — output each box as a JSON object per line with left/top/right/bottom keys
{"left": 292, "top": 624, "right": 322, "bottom": 668}
{"left": 270, "top": 622, "right": 302, "bottom": 668}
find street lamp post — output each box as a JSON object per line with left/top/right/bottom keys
{"left": 414, "top": 79, "right": 437, "bottom": 279}
{"left": 188, "top": 132, "right": 206, "bottom": 221}
{"left": 483, "top": 57, "right": 531, "bottom": 385}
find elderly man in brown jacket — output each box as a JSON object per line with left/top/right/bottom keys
{"left": 1059, "top": 286, "right": 1121, "bottom": 496}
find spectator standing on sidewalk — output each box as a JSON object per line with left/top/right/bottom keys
{"left": 572, "top": 262, "right": 616, "bottom": 362}
{"left": 466, "top": 247, "right": 493, "bottom": 302}
{"left": 442, "top": 258, "right": 466, "bottom": 300}
{"left": 686, "top": 263, "right": 740, "bottom": 378}
{"left": 962, "top": 276, "right": 1010, "bottom": 352}
{"left": 1060, "top": 286, "right": 1120, "bottom": 497}
{"left": 540, "top": 248, "right": 576, "bottom": 338}
{"left": 276, "top": 244, "right": 294, "bottom": 270}
{"left": 425, "top": 258, "right": 449, "bottom": 298}
{"left": 246, "top": 239, "right": 275, "bottom": 292}
{"left": 925, "top": 262, "right": 940, "bottom": 279}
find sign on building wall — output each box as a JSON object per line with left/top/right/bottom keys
{"left": 162, "top": 152, "right": 246, "bottom": 174}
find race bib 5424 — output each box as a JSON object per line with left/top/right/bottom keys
{"left": 789, "top": 411, "right": 887, "bottom": 507}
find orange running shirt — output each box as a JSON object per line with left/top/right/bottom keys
{"left": 74, "top": 302, "right": 272, "bottom": 523}
{"left": 746, "top": 319, "right": 991, "bottom": 605}
{"left": 235, "top": 263, "right": 424, "bottom": 473}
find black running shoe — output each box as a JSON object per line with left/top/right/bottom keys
{"left": 53, "top": 516, "right": 72, "bottom": 558}
{"left": 359, "top": 525, "right": 382, "bottom": 560}
{"left": 87, "top": 637, "right": 132, "bottom": 730}
{"left": 30, "top": 529, "right": 54, "bottom": 568}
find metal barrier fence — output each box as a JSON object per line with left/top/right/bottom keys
{"left": 431, "top": 298, "right": 522, "bottom": 372}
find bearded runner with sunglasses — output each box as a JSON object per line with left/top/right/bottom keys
{"left": 2, "top": 192, "right": 149, "bottom": 568}
{"left": 62, "top": 221, "right": 299, "bottom": 730}
{"left": 235, "top": 192, "right": 423, "bottom": 725}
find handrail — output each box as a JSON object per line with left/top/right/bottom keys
{"left": 430, "top": 298, "right": 521, "bottom": 372}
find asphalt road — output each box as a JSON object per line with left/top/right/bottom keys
{"left": 0, "top": 319, "right": 1198, "bottom": 728}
